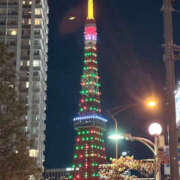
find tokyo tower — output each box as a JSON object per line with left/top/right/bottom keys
{"left": 69, "top": 0, "right": 107, "bottom": 179}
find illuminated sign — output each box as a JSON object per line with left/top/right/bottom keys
{"left": 175, "top": 83, "right": 180, "bottom": 126}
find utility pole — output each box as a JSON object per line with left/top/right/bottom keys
{"left": 161, "top": 0, "right": 179, "bottom": 179}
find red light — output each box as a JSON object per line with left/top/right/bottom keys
{"left": 76, "top": 138, "right": 80, "bottom": 142}
{"left": 76, "top": 174, "right": 80, "bottom": 179}
{"left": 90, "top": 130, "right": 94, "bottom": 134}
{"left": 81, "top": 99, "right": 85, "bottom": 103}
{"left": 85, "top": 26, "right": 96, "bottom": 34}
{"left": 81, "top": 82, "right": 85, "bottom": 86}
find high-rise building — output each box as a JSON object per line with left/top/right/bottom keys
{"left": 70, "top": 0, "right": 107, "bottom": 179}
{"left": 0, "top": 0, "right": 49, "bottom": 169}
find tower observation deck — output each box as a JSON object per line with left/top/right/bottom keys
{"left": 70, "top": 0, "right": 107, "bottom": 179}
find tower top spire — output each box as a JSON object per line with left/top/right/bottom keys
{"left": 87, "top": 0, "right": 94, "bottom": 20}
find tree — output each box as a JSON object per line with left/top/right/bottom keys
{"left": 99, "top": 156, "right": 154, "bottom": 180}
{"left": 0, "top": 43, "right": 41, "bottom": 180}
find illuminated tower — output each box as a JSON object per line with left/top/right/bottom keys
{"left": 70, "top": 0, "right": 107, "bottom": 179}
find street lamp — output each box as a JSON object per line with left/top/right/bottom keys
{"left": 149, "top": 122, "right": 162, "bottom": 136}
{"left": 149, "top": 122, "right": 163, "bottom": 180}
{"left": 108, "top": 133, "right": 123, "bottom": 141}
{"left": 108, "top": 124, "right": 164, "bottom": 180}
{"left": 146, "top": 99, "right": 157, "bottom": 108}
{"left": 108, "top": 98, "right": 158, "bottom": 159}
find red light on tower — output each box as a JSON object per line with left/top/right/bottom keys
{"left": 85, "top": 26, "right": 97, "bottom": 41}
{"left": 85, "top": 26, "right": 96, "bottom": 34}
{"left": 90, "top": 130, "right": 94, "bottom": 134}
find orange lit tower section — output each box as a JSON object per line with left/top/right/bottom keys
{"left": 70, "top": 0, "right": 107, "bottom": 179}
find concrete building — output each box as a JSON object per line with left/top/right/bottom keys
{"left": 0, "top": 0, "right": 49, "bottom": 169}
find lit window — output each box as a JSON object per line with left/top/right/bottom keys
{"left": 10, "top": 29, "right": 17, "bottom": 36}
{"left": 33, "top": 60, "right": 40, "bottom": 67}
{"left": 29, "top": 1, "right": 32, "bottom": 5}
{"left": 28, "top": 19, "right": 31, "bottom": 24}
{"left": 22, "top": 1, "right": 25, "bottom": 5}
{"left": 20, "top": 61, "right": 23, "bottom": 66}
{"left": 25, "top": 126, "right": 28, "bottom": 132}
{"left": 35, "top": 18, "right": 41, "bottom": 25}
{"left": 26, "top": 82, "right": 29, "bottom": 88}
{"left": 27, "top": 60, "right": 30, "bottom": 66}
{"left": 29, "top": 175, "right": 35, "bottom": 180}
{"left": 29, "top": 149, "right": 39, "bottom": 158}
{"left": 35, "top": 8, "right": 41, "bottom": 15}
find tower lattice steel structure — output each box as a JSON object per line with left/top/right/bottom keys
{"left": 69, "top": 0, "right": 107, "bottom": 179}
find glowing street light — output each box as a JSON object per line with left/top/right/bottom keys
{"left": 108, "top": 133, "right": 123, "bottom": 140}
{"left": 149, "top": 122, "right": 162, "bottom": 180}
{"left": 147, "top": 100, "right": 156, "bottom": 107}
{"left": 149, "top": 122, "right": 162, "bottom": 136}
{"left": 145, "top": 98, "right": 157, "bottom": 108}
{"left": 122, "top": 151, "right": 128, "bottom": 157}
{"left": 108, "top": 97, "right": 159, "bottom": 159}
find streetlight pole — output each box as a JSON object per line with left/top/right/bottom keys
{"left": 108, "top": 100, "right": 157, "bottom": 160}
{"left": 108, "top": 104, "right": 138, "bottom": 159}
{"left": 154, "top": 136, "right": 161, "bottom": 180}
{"left": 109, "top": 122, "right": 163, "bottom": 180}
{"left": 161, "top": 0, "right": 179, "bottom": 179}
{"left": 123, "top": 133, "right": 161, "bottom": 180}
{"left": 110, "top": 114, "right": 118, "bottom": 159}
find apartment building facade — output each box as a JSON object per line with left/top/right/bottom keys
{"left": 0, "top": 0, "right": 49, "bottom": 169}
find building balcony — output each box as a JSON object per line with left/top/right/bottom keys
{"left": 33, "top": 53, "right": 41, "bottom": 59}
{"left": 33, "top": 43, "right": 41, "bottom": 49}
{"left": 34, "top": 32, "right": 41, "bottom": 39}
{"left": 22, "top": 24, "right": 31, "bottom": 29}
{"left": 20, "top": 66, "right": 29, "bottom": 72}
{"left": 22, "top": 35, "right": 30, "bottom": 39}
{"left": 31, "top": 120, "right": 39, "bottom": 127}
{"left": 33, "top": 87, "right": 40, "bottom": 92}
{"left": 19, "top": 87, "right": 28, "bottom": 93}
{"left": 0, "top": 2, "right": 18, "bottom": 7}
{"left": 0, "top": 32, "right": 6, "bottom": 36}
{"left": 33, "top": 76, "right": 40, "bottom": 81}
{"left": 20, "top": 76, "right": 29, "bottom": 82}
{"left": 21, "top": 55, "right": 30, "bottom": 60}
{"left": 7, "top": 23, "right": 18, "bottom": 28}
{"left": 21, "top": 44, "right": 30, "bottom": 49}
{"left": 22, "top": 13, "right": 31, "bottom": 18}
{"left": 22, "top": 4, "right": 31, "bottom": 9}
{"left": 32, "top": 99, "right": 40, "bottom": 104}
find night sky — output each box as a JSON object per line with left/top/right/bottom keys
{"left": 45, "top": 0, "right": 180, "bottom": 169}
